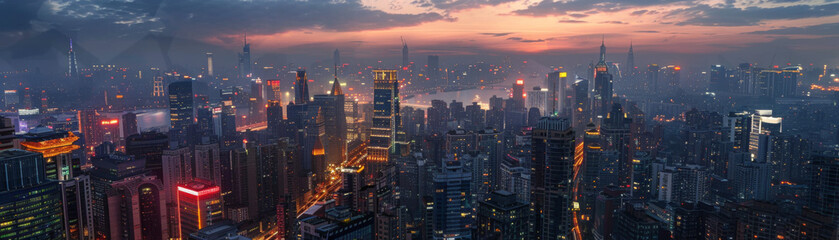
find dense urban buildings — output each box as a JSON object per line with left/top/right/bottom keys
{"left": 1, "top": 4, "right": 839, "bottom": 239}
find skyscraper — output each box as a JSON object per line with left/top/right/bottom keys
{"left": 334, "top": 48, "right": 341, "bottom": 68}
{"left": 401, "top": 38, "right": 409, "bottom": 67}
{"left": 625, "top": 42, "right": 635, "bottom": 77}
{"left": 547, "top": 71, "right": 568, "bottom": 116}
{"left": 169, "top": 81, "right": 195, "bottom": 147}
{"left": 0, "top": 149, "right": 65, "bottom": 240}
{"left": 709, "top": 65, "right": 726, "bottom": 92}
{"left": 530, "top": 117, "right": 575, "bottom": 239}
{"left": 313, "top": 75, "right": 347, "bottom": 166}
{"left": 512, "top": 79, "right": 525, "bottom": 110}
{"left": 427, "top": 55, "right": 440, "bottom": 86}
{"left": 477, "top": 190, "right": 529, "bottom": 240}
{"left": 592, "top": 38, "right": 614, "bottom": 118}
{"left": 177, "top": 179, "right": 223, "bottom": 237}
{"left": 295, "top": 70, "right": 310, "bottom": 104}
{"left": 433, "top": 160, "right": 473, "bottom": 239}
{"left": 238, "top": 34, "right": 252, "bottom": 79}
{"left": 367, "top": 69, "right": 400, "bottom": 178}
{"left": 206, "top": 52, "right": 214, "bottom": 76}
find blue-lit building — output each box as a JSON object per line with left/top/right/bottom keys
{"left": 0, "top": 149, "right": 64, "bottom": 240}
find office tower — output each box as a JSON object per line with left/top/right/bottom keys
{"left": 512, "top": 79, "right": 525, "bottom": 109}
{"left": 220, "top": 100, "right": 238, "bottom": 148}
{"left": 735, "top": 63, "right": 752, "bottom": 93}
{"left": 709, "top": 65, "right": 726, "bottom": 92}
{"left": 194, "top": 143, "right": 222, "bottom": 187}
{"left": 338, "top": 166, "right": 365, "bottom": 210}
{"left": 177, "top": 179, "right": 223, "bottom": 237}
{"left": 547, "top": 71, "right": 568, "bottom": 116}
{"left": 808, "top": 154, "right": 839, "bottom": 222}
{"left": 163, "top": 146, "right": 194, "bottom": 203}
{"left": 402, "top": 38, "right": 409, "bottom": 67}
{"left": 601, "top": 104, "right": 632, "bottom": 186}
{"left": 267, "top": 100, "right": 284, "bottom": 138}
{"left": 90, "top": 153, "right": 169, "bottom": 240}
{"left": 777, "top": 66, "right": 801, "bottom": 98}
{"left": 287, "top": 103, "right": 325, "bottom": 176}
{"left": 121, "top": 112, "right": 138, "bottom": 137}
{"left": 205, "top": 52, "right": 214, "bottom": 77}
{"left": 295, "top": 70, "right": 310, "bottom": 104}
{"left": 368, "top": 70, "right": 400, "bottom": 177}
{"left": 298, "top": 207, "right": 374, "bottom": 239}
{"left": 572, "top": 79, "right": 589, "bottom": 128}
{"left": 59, "top": 174, "right": 94, "bottom": 240}
{"left": 723, "top": 111, "right": 751, "bottom": 151}
{"left": 625, "top": 42, "right": 635, "bottom": 77}
{"left": 646, "top": 64, "right": 661, "bottom": 94}
{"left": 657, "top": 164, "right": 708, "bottom": 204}
{"left": 630, "top": 151, "right": 653, "bottom": 200}
{"left": 266, "top": 79, "right": 282, "bottom": 104}
{"left": 528, "top": 86, "right": 547, "bottom": 115}
{"left": 661, "top": 65, "right": 680, "bottom": 94}
{"left": 612, "top": 205, "right": 667, "bottom": 240}
{"left": 314, "top": 76, "right": 347, "bottom": 166}
{"left": 592, "top": 38, "right": 614, "bottom": 118}
{"left": 504, "top": 98, "right": 527, "bottom": 134}
{"left": 582, "top": 123, "right": 603, "bottom": 193}
{"left": 593, "top": 186, "right": 625, "bottom": 239}
{"left": 432, "top": 160, "right": 473, "bottom": 239}
{"left": 749, "top": 110, "right": 782, "bottom": 161}
{"left": 486, "top": 95, "right": 504, "bottom": 131}
{"left": 0, "top": 117, "right": 11, "bottom": 150}
{"left": 169, "top": 81, "right": 195, "bottom": 147}
{"left": 0, "top": 149, "right": 64, "bottom": 239}
{"left": 78, "top": 109, "right": 102, "bottom": 153}
{"left": 446, "top": 129, "right": 475, "bottom": 161}
{"left": 238, "top": 34, "right": 251, "bottom": 79}
{"left": 427, "top": 55, "right": 440, "bottom": 85}
{"left": 449, "top": 100, "right": 465, "bottom": 123}
{"left": 476, "top": 128, "right": 502, "bottom": 190}
{"left": 477, "top": 191, "right": 528, "bottom": 240}
{"left": 499, "top": 156, "right": 531, "bottom": 203}
{"left": 426, "top": 99, "right": 449, "bottom": 134}
{"left": 125, "top": 132, "right": 169, "bottom": 179}
{"left": 731, "top": 160, "right": 771, "bottom": 200}
{"left": 464, "top": 102, "right": 484, "bottom": 130}
{"left": 530, "top": 117, "right": 575, "bottom": 239}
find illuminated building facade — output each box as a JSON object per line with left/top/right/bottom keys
{"left": 20, "top": 127, "right": 81, "bottom": 180}
{"left": 368, "top": 69, "right": 400, "bottom": 178}
{"left": 592, "top": 39, "right": 614, "bottom": 118}
{"left": 530, "top": 117, "right": 574, "bottom": 240}
{"left": 295, "top": 70, "right": 310, "bottom": 104}
{"left": 547, "top": 71, "right": 568, "bottom": 116}
{"left": 177, "top": 179, "right": 223, "bottom": 237}
{"left": 169, "top": 81, "right": 195, "bottom": 147}
{"left": 0, "top": 149, "right": 64, "bottom": 240}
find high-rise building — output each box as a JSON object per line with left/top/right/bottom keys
{"left": 90, "top": 153, "right": 169, "bottom": 239}
{"left": 169, "top": 81, "right": 195, "bottom": 147}
{"left": 661, "top": 65, "right": 681, "bottom": 94}
{"left": 78, "top": 109, "right": 102, "bottom": 153}
{"left": 367, "top": 69, "right": 400, "bottom": 178}
{"left": 0, "top": 149, "right": 65, "bottom": 240}
{"left": 177, "top": 179, "right": 223, "bottom": 237}
{"left": 313, "top": 76, "right": 347, "bottom": 167}
{"left": 592, "top": 39, "right": 613, "bottom": 117}
{"left": 749, "top": 109, "right": 782, "bottom": 161}
{"left": 125, "top": 132, "right": 169, "bottom": 179}
{"left": 630, "top": 151, "right": 653, "bottom": 200}
{"left": 122, "top": 112, "right": 138, "bottom": 137}
{"left": 477, "top": 190, "right": 528, "bottom": 240}
{"left": 602, "top": 104, "right": 632, "bottom": 186}
{"left": 432, "top": 160, "right": 473, "bottom": 239}
{"left": 402, "top": 38, "right": 409, "bottom": 67}
{"left": 808, "top": 153, "right": 839, "bottom": 222}
{"left": 295, "top": 70, "right": 310, "bottom": 104}
{"left": 427, "top": 55, "right": 440, "bottom": 86}
{"left": 512, "top": 79, "right": 525, "bottom": 110}
{"left": 647, "top": 64, "right": 661, "bottom": 94}
{"left": 529, "top": 86, "right": 548, "bottom": 116}
{"left": 238, "top": 34, "right": 252, "bottom": 79}
{"left": 625, "top": 42, "right": 635, "bottom": 77}
{"left": 709, "top": 65, "right": 726, "bottom": 92}
{"left": 612, "top": 205, "right": 667, "bottom": 240}
{"left": 0, "top": 116, "right": 13, "bottom": 150}
{"left": 206, "top": 52, "right": 214, "bottom": 76}
{"left": 547, "top": 71, "right": 568, "bottom": 116}
{"left": 334, "top": 49, "right": 341, "bottom": 68}
{"left": 298, "top": 207, "right": 374, "bottom": 239}
{"left": 530, "top": 117, "right": 575, "bottom": 239}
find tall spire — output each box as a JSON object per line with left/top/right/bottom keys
{"left": 68, "top": 37, "right": 79, "bottom": 79}
{"left": 244, "top": 32, "right": 247, "bottom": 45}
{"left": 331, "top": 63, "right": 343, "bottom": 96}
{"left": 599, "top": 35, "right": 606, "bottom": 63}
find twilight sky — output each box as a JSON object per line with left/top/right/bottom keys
{"left": 1, "top": 0, "right": 838, "bottom": 68}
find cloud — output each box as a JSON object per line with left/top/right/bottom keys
{"left": 600, "top": 21, "right": 628, "bottom": 24}
{"left": 748, "top": 22, "right": 839, "bottom": 35}
{"left": 630, "top": 9, "right": 658, "bottom": 16}
{"left": 514, "top": 0, "right": 683, "bottom": 16}
{"left": 411, "top": 0, "right": 519, "bottom": 12}
{"left": 569, "top": 13, "right": 589, "bottom": 18}
{"left": 559, "top": 19, "right": 587, "bottom": 23}
{"left": 506, "top": 36, "right": 553, "bottom": 42}
{"left": 480, "top": 32, "right": 515, "bottom": 37}
{"left": 635, "top": 30, "right": 660, "bottom": 33}
{"left": 0, "top": 0, "right": 46, "bottom": 32}
{"left": 11, "top": 0, "right": 445, "bottom": 41}
{"left": 672, "top": 3, "right": 839, "bottom": 26}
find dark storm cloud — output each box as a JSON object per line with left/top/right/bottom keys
{"left": 514, "top": 0, "right": 684, "bottom": 16}
{"left": 9, "top": 0, "right": 444, "bottom": 40}
{"left": 672, "top": 3, "right": 839, "bottom": 26}
{"left": 411, "top": 0, "right": 518, "bottom": 11}
{"left": 748, "top": 22, "right": 839, "bottom": 35}
{"left": 480, "top": 32, "right": 515, "bottom": 37}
